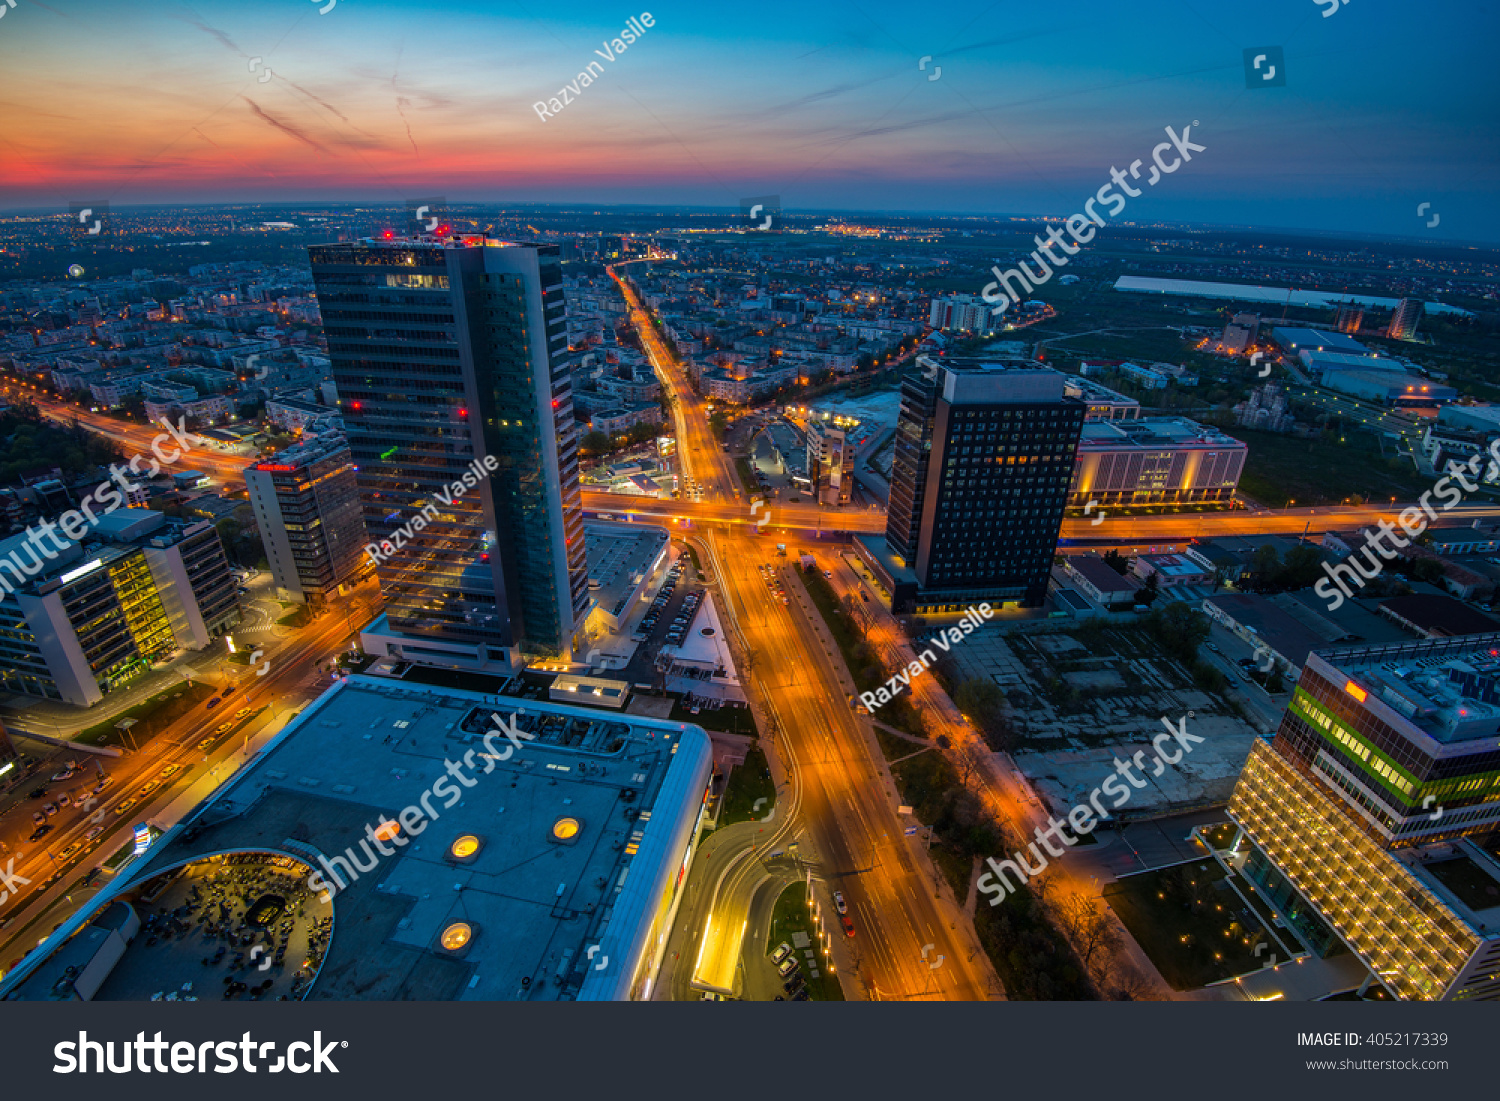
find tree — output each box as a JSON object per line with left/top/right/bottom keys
{"left": 1138, "top": 571, "right": 1161, "bottom": 606}
{"left": 1144, "top": 601, "right": 1210, "bottom": 664}
{"left": 580, "top": 430, "right": 612, "bottom": 457}
{"left": 954, "top": 678, "right": 1015, "bottom": 753}
{"left": 1054, "top": 894, "right": 1122, "bottom": 976}
{"left": 1102, "top": 549, "right": 1129, "bottom": 576}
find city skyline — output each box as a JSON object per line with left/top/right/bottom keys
{"left": 0, "top": 0, "right": 1496, "bottom": 241}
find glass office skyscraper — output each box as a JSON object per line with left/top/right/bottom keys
{"left": 309, "top": 235, "right": 588, "bottom": 663}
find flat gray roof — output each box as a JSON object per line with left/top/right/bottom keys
{"left": 5, "top": 677, "right": 712, "bottom": 1002}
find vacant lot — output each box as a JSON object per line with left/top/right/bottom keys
{"left": 1223, "top": 428, "right": 1430, "bottom": 507}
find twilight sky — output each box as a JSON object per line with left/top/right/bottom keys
{"left": 1, "top": 0, "right": 1497, "bottom": 241}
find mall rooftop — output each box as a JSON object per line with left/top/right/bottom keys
{"left": 1, "top": 676, "right": 712, "bottom": 1002}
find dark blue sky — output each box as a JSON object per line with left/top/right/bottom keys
{"left": 1, "top": 0, "right": 1496, "bottom": 240}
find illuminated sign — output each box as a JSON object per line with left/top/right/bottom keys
{"left": 133, "top": 823, "right": 152, "bottom": 856}
{"left": 58, "top": 560, "right": 104, "bottom": 585}
{"left": 256, "top": 464, "right": 295, "bottom": 472}
{"left": 1344, "top": 680, "right": 1368, "bottom": 703}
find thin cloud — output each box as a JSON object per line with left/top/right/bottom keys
{"left": 242, "top": 97, "right": 329, "bottom": 155}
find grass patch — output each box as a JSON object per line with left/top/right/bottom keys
{"left": 276, "top": 605, "right": 314, "bottom": 629}
{"left": 765, "top": 884, "right": 845, "bottom": 1001}
{"left": 1221, "top": 427, "right": 1431, "bottom": 507}
{"left": 75, "top": 682, "right": 217, "bottom": 748}
{"left": 667, "top": 698, "right": 755, "bottom": 735}
{"left": 718, "top": 743, "right": 775, "bottom": 826}
{"left": 735, "top": 456, "right": 760, "bottom": 495}
{"left": 930, "top": 846, "right": 972, "bottom": 898}
{"left": 1103, "top": 862, "right": 1278, "bottom": 990}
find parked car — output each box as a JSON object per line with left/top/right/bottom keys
{"left": 206, "top": 697, "right": 222, "bottom": 709}
{"left": 29, "top": 824, "right": 52, "bottom": 842}
{"left": 51, "top": 765, "right": 77, "bottom": 783}
{"left": 840, "top": 914, "right": 856, "bottom": 938}
{"left": 776, "top": 957, "right": 799, "bottom": 977}
{"left": 833, "top": 891, "right": 847, "bottom": 915}
{"left": 771, "top": 942, "right": 793, "bottom": 964}
{"left": 42, "top": 802, "right": 58, "bottom": 817}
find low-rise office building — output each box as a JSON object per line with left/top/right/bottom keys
{"left": 1068, "top": 418, "right": 1246, "bottom": 507}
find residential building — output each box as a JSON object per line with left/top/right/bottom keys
{"left": 245, "top": 434, "right": 368, "bottom": 603}
{"left": 309, "top": 234, "right": 588, "bottom": 667}
{"left": 806, "top": 420, "right": 855, "bottom": 505}
{"left": 928, "top": 294, "right": 995, "bottom": 335}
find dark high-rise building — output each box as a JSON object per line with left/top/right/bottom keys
{"left": 1226, "top": 635, "right": 1500, "bottom": 1000}
{"left": 308, "top": 235, "right": 588, "bottom": 667}
{"left": 859, "top": 356, "right": 1083, "bottom": 613}
{"left": 245, "top": 433, "right": 368, "bottom": 604}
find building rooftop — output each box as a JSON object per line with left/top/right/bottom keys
{"left": 1078, "top": 417, "right": 1243, "bottom": 449}
{"left": 1270, "top": 327, "right": 1372, "bottom": 355}
{"left": 1066, "top": 555, "right": 1141, "bottom": 594}
{"left": 1378, "top": 594, "right": 1500, "bottom": 639}
{"left": 583, "top": 520, "right": 670, "bottom": 620}
{"left": 1205, "top": 592, "right": 1330, "bottom": 670}
{"left": 1313, "top": 632, "right": 1500, "bottom": 746}
{"left": 2, "top": 676, "right": 712, "bottom": 1002}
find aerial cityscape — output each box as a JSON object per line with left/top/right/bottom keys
{"left": 0, "top": 2, "right": 1497, "bottom": 1058}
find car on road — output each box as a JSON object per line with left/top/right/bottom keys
{"left": 771, "top": 942, "right": 793, "bottom": 964}
{"left": 29, "top": 824, "right": 52, "bottom": 842}
{"left": 93, "top": 775, "right": 113, "bottom": 793}
{"left": 136, "top": 779, "right": 160, "bottom": 798}
{"left": 28, "top": 786, "right": 48, "bottom": 800}
{"left": 840, "top": 914, "right": 856, "bottom": 938}
{"left": 196, "top": 737, "right": 216, "bottom": 752}
{"left": 776, "top": 957, "right": 799, "bottom": 977}
{"left": 56, "top": 793, "right": 71, "bottom": 808}
{"left": 206, "top": 697, "right": 222, "bottom": 708}
{"left": 216, "top": 721, "right": 234, "bottom": 734}
{"left": 823, "top": 570, "right": 832, "bottom": 579}
{"left": 234, "top": 707, "right": 252, "bottom": 719}
{"left": 160, "top": 764, "right": 181, "bottom": 779}
{"left": 833, "top": 891, "right": 847, "bottom": 915}
{"left": 42, "top": 802, "right": 58, "bottom": 817}
{"left": 84, "top": 825, "right": 104, "bottom": 841}
{"left": 51, "top": 765, "right": 77, "bottom": 782}
{"left": 222, "top": 686, "right": 236, "bottom": 696}
{"left": 32, "top": 810, "right": 45, "bottom": 826}
{"left": 1207, "top": 643, "right": 1221, "bottom": 653}
{"left": 58, "top": 842, "right": 82, "bottom": 862}
{"left": 114, "top": 798, "right": 138, "bottom": 816}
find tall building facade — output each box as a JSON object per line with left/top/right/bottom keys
{"left": 928, "top": 294, "right": 995, "bottom": 335}
{"left": 1387, "top": 297, "right": 1424, "bottom": 340}
{"left": 1227, "top": 636, "right": 1500, "bottom": 1000}
{"left": 309, "top": 235, "right": 588, "bottom": 665}
{"left": 875, "top": 356, "right": 1083, "bottom": 610}
{"left": 0, "top": 511, "right": 238, "bottom": 706}
{"left": 245, "top": 433, "right": 368, "bottom": 603}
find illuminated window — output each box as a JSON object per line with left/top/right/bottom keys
{"left": 1344, "top": 680, "right": 1368, "bottom": 703}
